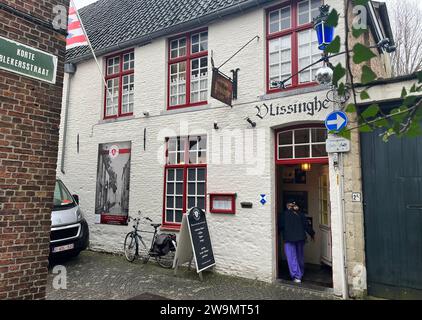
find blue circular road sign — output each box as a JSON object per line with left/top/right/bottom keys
{"left": 325, "top": 111, "right": 348, "bottom": 132}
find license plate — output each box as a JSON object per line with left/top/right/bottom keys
{"left": 52, "top": 243, "right": 74, "bottom": 253}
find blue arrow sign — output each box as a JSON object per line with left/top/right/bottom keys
{"left": 325, "top": 111, "right": 348, "bottom": 132}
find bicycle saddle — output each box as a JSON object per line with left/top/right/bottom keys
{"left": 151, "top": 223, "right": 161, "bottom": 228}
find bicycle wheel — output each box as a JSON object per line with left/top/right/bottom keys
{"left": 156, "top": 249, "right": 176, "bottom": 269}
{"left": 124, "top": 232, "right": 137, "bottom": 262}
{"left": 137, "top": 237, "right": 150, "bottom": 264}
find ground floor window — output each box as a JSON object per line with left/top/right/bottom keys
{"left": 163, "top": 136, "right": 207, "bottom": 228}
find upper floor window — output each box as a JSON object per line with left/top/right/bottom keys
{"left": 168, "top": 30, "right": 208, "bottom": 109}
{"left": 267, "top": 0, "right": 322, "bottom": 92}
{"left": 104, "top": 50, "right": 135, "bottom": 118}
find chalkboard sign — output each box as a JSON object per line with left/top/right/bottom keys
{"left": 187, "top": 207, "right": 215, "bottom": 273}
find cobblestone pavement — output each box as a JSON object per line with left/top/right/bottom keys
{"left": 46, "top": 251, "right": 335, "bottom": 300}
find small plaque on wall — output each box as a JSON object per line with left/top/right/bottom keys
{"left": 210, "top": 193, "right": 236, "bottom": 214}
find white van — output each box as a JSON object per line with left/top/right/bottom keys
{"left": 50, "top": 179, "right": 89, "bottom": 257}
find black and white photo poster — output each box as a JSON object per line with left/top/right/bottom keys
{"left": 95, "top": 141, "right": 131, "bottom": 225}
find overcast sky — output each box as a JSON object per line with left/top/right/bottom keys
{"left": 73, "top": 0, "right": 98, "bottom": 9}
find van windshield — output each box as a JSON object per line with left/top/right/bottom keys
{"left": 53, "top": 180, "right": 75, "bottom": 210}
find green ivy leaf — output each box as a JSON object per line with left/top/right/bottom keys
{"left": 360, "top": 91, "right": 370, "bottom": 100}
{"left": 390, "top": 107, "right": 409, "bottom": 123}
{"left": 353, "top": 0, "right": 370, "bottom": 5}
{"left": 403, "top": 95, "right": 418, "bottom": 107}
{"left": 401, "top": 87, "right": 408, "bottom": 98}
{"left": 352, "top": 25, "right": 367, "bottom": 38}
{"left": 353, "top": 43, "right": 376, "bottom": 64}
{"left": 338, "top": 83, "right": 346, "bottom": 96}
{"left": 405, "top": 120, "right": 422, "bottom": 137}
{"left": 345, "top": 103, "right": 356, "bottom": 113}
{"left": 359, "top": 124, "right": 373, "bottom": 133}
{"left": 361, "top": 65, "right": 377, "bottom": 84}
{"left": 337, "top": 128, "right": 351, "bottom": 140}
{"left": 361, "top": 104, "right": 380, "bottom": 119}
{"left": 332, "top": 63, "right": 346, "bottom": 86}
{"left": 326, "top": 9, "right": 339, "bottom": 27}
{"left": 410, "top": 84, "right": 417, "bottom": 93}
{"left": 373, "top": 117, "right": 389, "bottom": 128}
{"left": 325, "top": 36, "right": 341, "bottom": 54}
{"left": 417, "top": 70, "right": 422, "bottom": 83}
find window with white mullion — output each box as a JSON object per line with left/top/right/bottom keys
{"left": 170, "top": 62, "right": 187, "bottom": 106}
{"left": 106, "top": 78, "right": 119, "bottom": 116}
{"left": 107, "top": 56, "right": 120, "bottom": 75}
{"left": 123, "top": 52, "right": 135, "bottom": 71}
{"left": 122, "top": 74, "right": 134, "bottom": 114}
{"left": 187, "top": 167, "right": 206, "bottom": 211}
{"left": 269, "top": 6, "right": 291, "bottom": 34}
{"left": 165, "top": 168, "right": 184, "bottom": 224}
{"left": 170, "top": 37, "right": 187, "bottom": 59}
{"left": 298, "top": 29, "right": 321, "bottom": 83}
{"left": 167, "top": 137, "right": 186, "bottom": 165}
{"left": 189, "top": 136, "right": 207, "bottom": 164}
{"left": 298, "top": 0, "right": 322, "bottom": 26}
{"left": 278, "top": 128, "right": 327, "bottom": 160}
{"left": 191, "top": 31, "right": 208, "bottom": 54}
{"left": 269, "top": 35, "right": 292, "bottom": 87}
{"left": 190, "top": 57, "right": 208, "bottom": 103}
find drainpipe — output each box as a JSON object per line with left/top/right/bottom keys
{"left": 338, "top": 152, "right": 349, "bottom": 299}
{"left": 61, "top": 63, "right": 76, "bottom": 174}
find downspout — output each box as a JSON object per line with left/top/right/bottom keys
{"left": 339, "top": 152, "right": 349, "bottom": 299}
{"left": 61, "top": 63, "right": 76, "bottom": 174}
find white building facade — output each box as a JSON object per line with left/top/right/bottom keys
{"left": 58, "top": 0, "right": 394, "bottom": 298}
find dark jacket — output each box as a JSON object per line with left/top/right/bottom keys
{"left": 280, "top": 209, "right": 315, "bottom": 242}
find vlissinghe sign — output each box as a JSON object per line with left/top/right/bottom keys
{"left": 0, "top": 36, "right": 58, "bottom": 84}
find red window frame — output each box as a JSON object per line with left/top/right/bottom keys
{"left": 275, "top": 123, "right": 328, "bottom": 165}
{"left": 162, "top": 136, "right": 207, "bottom": 230}
{"left": 209, "top": 193, "right": 236, "bottom": 214}
{"left": 104, "top": 49, "right": 135, "bottom": 119}
{"left": 266, "top": 0, "right": 323, "bottom": 94}
{"left": 167, "top": 28, "right": 208, "bottom": 110}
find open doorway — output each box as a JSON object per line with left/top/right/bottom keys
{"left": 275, "top": 126, "right": 332, "bottom": 288}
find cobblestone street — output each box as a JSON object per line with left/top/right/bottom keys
{"left": 46, "top": 251, "right": 335, "bottom": 300}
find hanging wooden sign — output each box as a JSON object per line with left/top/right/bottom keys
{"left": 211, "top": 68, "right": 233, "bottom": 106}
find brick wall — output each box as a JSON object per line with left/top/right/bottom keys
{"left": 0, "top": 0, "right": 66, "bottom": 300}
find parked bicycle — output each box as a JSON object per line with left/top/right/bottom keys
{"left": 123, "top": 211, "right": 177, "bottom": 268}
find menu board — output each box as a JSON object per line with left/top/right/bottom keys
{"left": 187, "top": 207, "right": 215, "bottom": 273}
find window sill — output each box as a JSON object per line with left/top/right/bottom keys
{"left": 210, "top": 210, "right": 236, "bottom": 214}
{"left": 161, "top": 103, "right": 213, "bottom": 116}
{"left": 160, "top": 224, "right": 181, "bottom": 232}
{"left": 99, "top": 114, "right": 135, "bottom": 124}
{"left": 262, "top": 83, "right": 330, "bottom": 101}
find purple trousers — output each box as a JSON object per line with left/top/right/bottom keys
{"left": 284, "top": 241, "right": 305, "bottom": 280}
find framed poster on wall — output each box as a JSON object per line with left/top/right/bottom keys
{"left": 95, "top": 141, "right": 131, "bottom": 225}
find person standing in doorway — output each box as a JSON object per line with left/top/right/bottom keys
{"left": 280, "top": 200, "right": 315, "bottom": 283}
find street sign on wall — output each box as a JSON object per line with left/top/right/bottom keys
{"left": 0, "top": 36, "right": 58, "bottom": 84}
{"left": 326, "top": 138, "right": 351, "bottom": 153}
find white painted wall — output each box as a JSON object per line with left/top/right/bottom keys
{"left": 57, "top": 0, "right": 350, "bottom": 287}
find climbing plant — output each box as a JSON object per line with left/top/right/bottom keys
{"left": 324, "top": 0, "right": 422, "bottom": 141}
